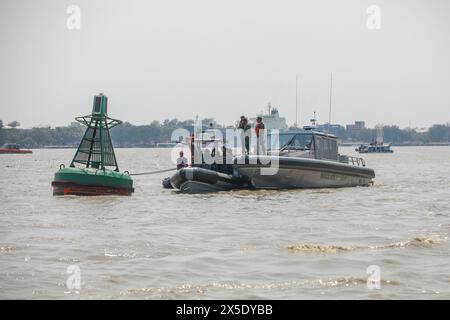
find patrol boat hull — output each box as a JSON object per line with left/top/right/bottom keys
{"left": 234, "top": 156, "right": 375, "bottom": 189}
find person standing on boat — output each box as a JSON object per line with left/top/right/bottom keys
{"left": 176, "top": 151, "right": 188, "bottom": 169}
{"left": 238, "top": 116, "right": 251, "bottom": 155}
{"left": 255, "top": 116, "right": 266, "bottom": 155}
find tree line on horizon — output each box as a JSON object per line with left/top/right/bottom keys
{"left": 0, "top": 118, "right": 449, "bottom": 148}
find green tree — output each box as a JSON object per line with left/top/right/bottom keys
{"left": 427, "top": 124, "right": 450, "bottom": 142}
{"left": 0, "top": 120, "right": 4, "bottom": 145}
{"left": 21, "top": 137, "right": 38, "bottom": 148}
{"left": 29, "top": 127, "right": 54, "bottom": 146}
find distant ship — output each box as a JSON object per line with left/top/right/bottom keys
{"left": 356, "top": 126, "right": 394, "bottom": 153}
{"left": 251, "top": 103, "right": 288, "bottom": 131}
{"left": 156, "top": 142, "right": 177, "bottom": 148}
{"left": 0, "top": 143, "right": 32, "bottom": 154}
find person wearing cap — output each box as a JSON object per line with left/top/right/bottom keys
{"left": 255, "top": 116, "right": 266, "bottom": 155}
{"left": 176, "top": 150, "right": 188, "bottom": 169}
{"left": 237, "top": 117, "right": 251, "bottom": 155}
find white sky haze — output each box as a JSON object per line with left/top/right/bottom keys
{"left": 1, "top": 0, "right": 449, "bottom": 128}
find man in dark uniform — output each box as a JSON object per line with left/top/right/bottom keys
{"left": 238, "top": 116, "right": 251, "bottom": 155}
{"left": 255, "top": 116, "right": 266, "bottom": 155}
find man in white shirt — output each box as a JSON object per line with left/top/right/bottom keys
{"left": 176, "top": 151, "right": 188, "bottom": 169}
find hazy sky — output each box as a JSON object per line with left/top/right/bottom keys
{"left": 1, "top": 0, "right": 449, "bottom": 128}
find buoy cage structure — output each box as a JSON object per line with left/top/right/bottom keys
{"left": 52, "top": 93, "right": 134, "bottom": 196}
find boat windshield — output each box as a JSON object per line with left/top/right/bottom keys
{"left": 5, "top": 143, "right": 20, "bottom": 149}
{"left": 267, "top": 133, "right": 313, "bottom": 150}
{"left": 286, "top": 134, "right": 313, "bottom": 150}
{"left": 278, "top": 134, "right": 295, "bottom": 148}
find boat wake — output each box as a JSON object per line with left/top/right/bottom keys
{"left": 285, "top": 244, "right": 353, "bottom": 253}
{"left": 284, "top": 236, "right": 441, "bottom": 253}
{"left": 368, "top": 236, "right": 441, "bottom": 249}
{"left": 0, "top": 245, "right": 16, "bottom": 253}
{"left": 124, "top": 277, "right": 401, "bottom": 297}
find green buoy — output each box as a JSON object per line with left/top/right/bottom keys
{"left": 52, "top": 93, "right": 134, "bottom": 196}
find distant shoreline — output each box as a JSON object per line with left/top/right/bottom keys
{"left": 2, "top": 120, "right": 449, "bottom": 149}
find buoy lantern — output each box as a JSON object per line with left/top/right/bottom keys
{"left": 52, "top": 93, "right": 134, "bottom": 196}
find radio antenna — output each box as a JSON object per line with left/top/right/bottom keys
{"left": 328, "top": 72, "right": 333, "bottom": 133}
{"left": 295, "top": 75, "right": 299, "bottom": 127}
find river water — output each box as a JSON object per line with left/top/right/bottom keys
{"left": 0, "top": 147, "right": 449, "bottom": 299}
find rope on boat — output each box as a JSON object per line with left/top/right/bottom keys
{"left": 129, "top": 168, "right": 176, "bottom": 176}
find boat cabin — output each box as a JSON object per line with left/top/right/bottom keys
{"left": 2, "top": 143, "right": 21, "bottom": 150}
{"left": 270, "top": 130, "right": 339, "bottom": 161}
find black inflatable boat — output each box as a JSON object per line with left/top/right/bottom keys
{"left": 165, "top": 167, "right": 248, "bottom": 193}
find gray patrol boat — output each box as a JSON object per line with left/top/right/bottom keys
{"left": 234, "top": 127, "right": 375, "bottom": 189}
{"left": 166, "top": 126, "right": 375, "bottom": 193}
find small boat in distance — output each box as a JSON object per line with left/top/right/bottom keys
{"left": 0, "top": 143, "right": 32, "bottom": 154}
{"left": 355, "top": 125, "right": 394, "bottom": 153}
{"left": 356, "top": 142, "right": 393, "bottom": 153}
{"left": 156, "top": 142, "right": 177, "bottom": 148}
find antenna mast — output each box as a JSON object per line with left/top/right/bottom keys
{"left": 295, "top": 75, "right": 298, "bottom": 127}
{"left": 328, "top": 72, "right": 333, "bottom": 133}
